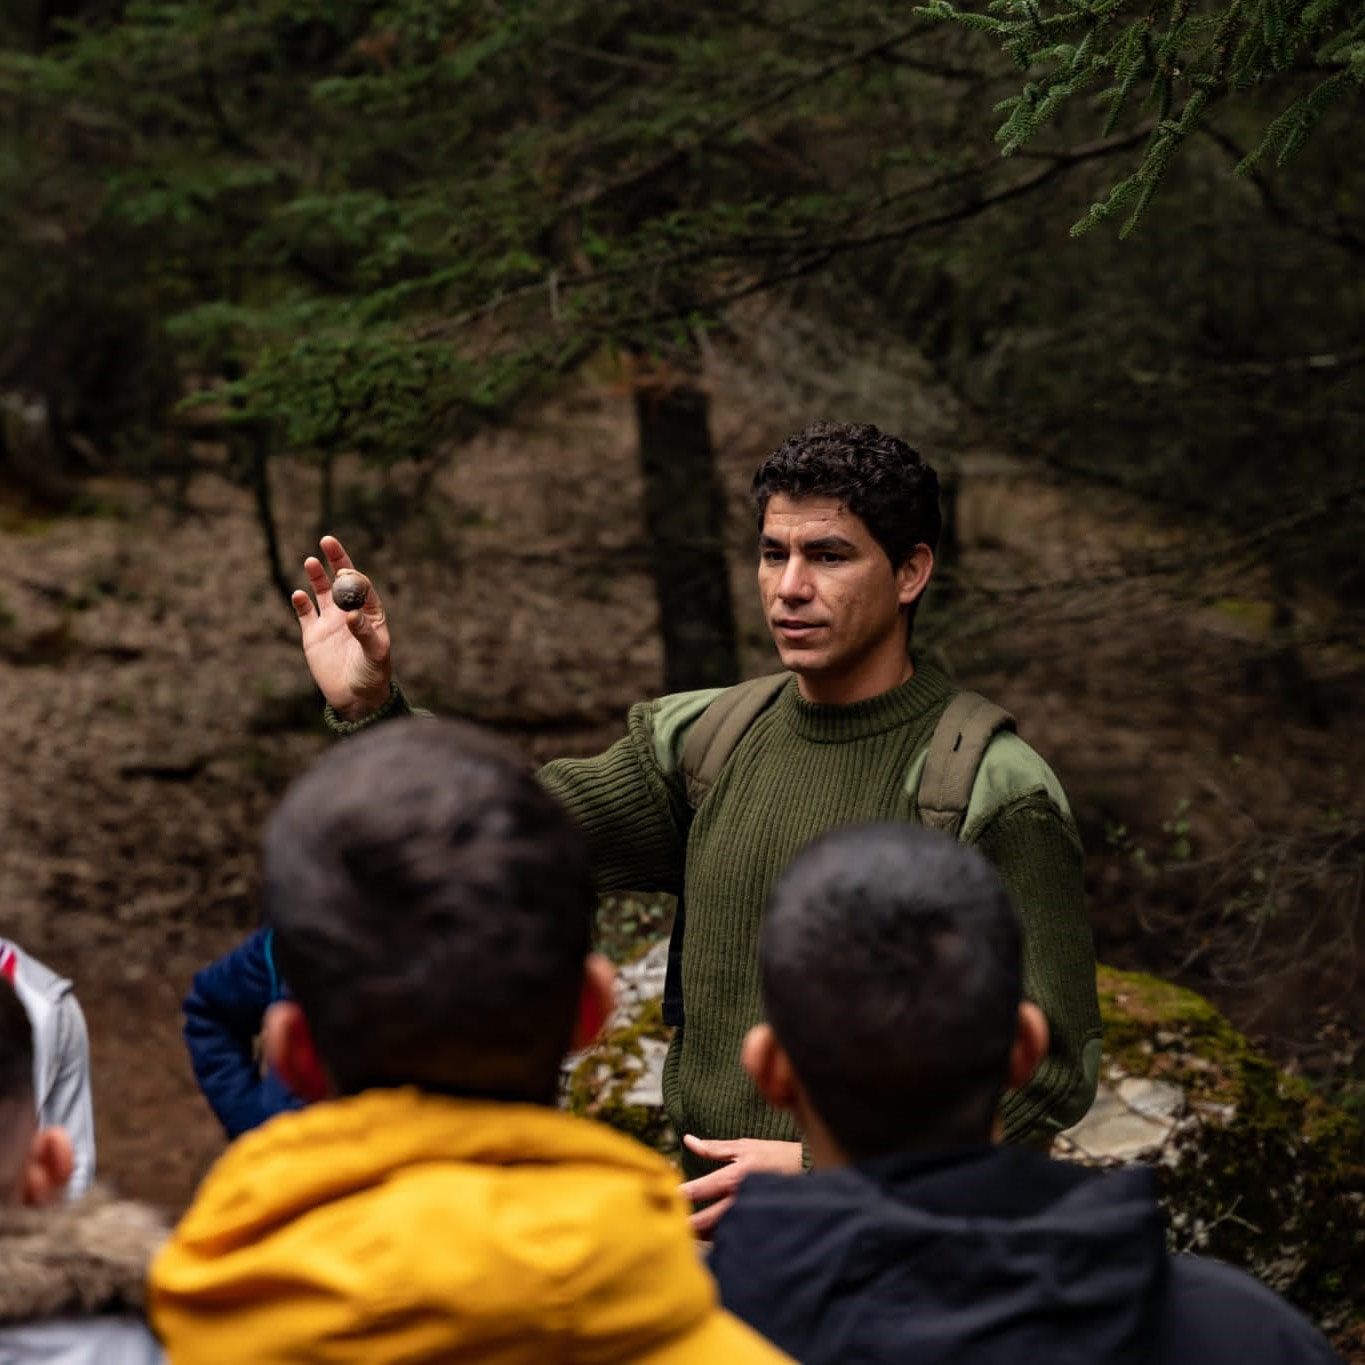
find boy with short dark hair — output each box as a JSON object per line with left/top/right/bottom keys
{"left": 709, "top": 823, "right": 1339, "bottom": 1365}
{"left": 150, "top": 719, "right": 789, "bottom": 1364}
{"left": 0, "top": 975, "right": 165, "bottom": 1362}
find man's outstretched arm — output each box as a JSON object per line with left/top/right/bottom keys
{"left": 538, "top": 700, "right": 690, "bottom": 895}
{"left": 292, "top": 535, "right": 692, "bottom": 892}
{"left": 972, "top": 795, "right": 1103, "bottom": 1143}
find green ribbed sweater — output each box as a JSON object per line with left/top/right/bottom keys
{"left": 536, "top": 662, "right": 1102, "bottom": 1178}
{"left": 331, "top": 664, "right": 1102, "bottom": 1177}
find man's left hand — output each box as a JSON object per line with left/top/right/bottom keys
{"left": 679, "top": 1136, "right": 804, "bottom": 1236}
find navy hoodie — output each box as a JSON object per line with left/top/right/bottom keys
{"left": 709, "top": 1145, "right": 1339, "bottom": 1365}
{"left": 182, "top": 928, "right": 301, "bottom": 1139}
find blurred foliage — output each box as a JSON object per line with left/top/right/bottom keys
{"left": 1099, "top": 966, "right": 1364, "bottom": 1333}
{"left": 0, "top": 3, "right": 1184, "bottom": 465}
{"left": 920, "top": 0, "right": 1364, "bottom": 235}
{"left": 791, "top": 119, "right": 1363, "bottom": 609}
{"left": 0, "top": 0, "right": 1359, "bottom": 603}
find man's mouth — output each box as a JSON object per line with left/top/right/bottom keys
{"left": 773, "top": 619, "right": 825, "bottom": 637}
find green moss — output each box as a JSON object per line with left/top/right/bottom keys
{"left": 593, "top": 893, "right": 674, "bottom": 964}
{"left": 1098, "top": 965, "right": 1248, "bottom": 1100}
{"left": 1097, "top": 966, "right": 1364, "bottom": 1335}
{"left": 1209, "top": 596, "right": 1275, "bottom": 635}
{"left": 564, "top": 997, "right": 677, "bottom": 1158}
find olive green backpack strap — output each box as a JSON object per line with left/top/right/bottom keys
{"left": 679, "top": 672, "right": 791, "bottom": 809}
{"left": 915, "top": 691, "right": 1017, "bottom": 838}
{"left": 665, "top": 671, "right": 789, "bottom": 1029}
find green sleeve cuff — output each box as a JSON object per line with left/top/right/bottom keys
{"left": 323, "top": 681, "right": 414, "bottom": 736}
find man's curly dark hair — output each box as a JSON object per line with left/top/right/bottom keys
{"left": 750, "top": 420, "right": 942, "bottom": 569}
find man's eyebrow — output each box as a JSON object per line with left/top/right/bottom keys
{"left": 758, "top": 533, "right": 786, "bottom": 548}
{"left": 802, "top": 536, "right": 857, "bottom": 552}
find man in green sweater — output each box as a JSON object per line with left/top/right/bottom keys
{"left": 290, "top": 420, "right": 1101, "bottom": 1227}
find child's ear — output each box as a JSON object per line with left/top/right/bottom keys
{"left": 263, "top": 1001, "right": 330, "bottom": 1103}
{"left": 1008, "top": 1002, "right": 1050, "bottom": 1093}
{"left": 571, "top": 954, "right": 616, "bottom": 1051}
{"left": 741, "top": 1024, "right": 801, "bottom": 1113}
{"left": 22, "top": 1127, "right": 74, "bottom": 1207}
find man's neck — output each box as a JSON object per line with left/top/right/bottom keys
{"left": 791, "top": 633, "right": 917, "bottom": 709}
{"left": 795, "top": 647, "right": 914, "bottom": 706}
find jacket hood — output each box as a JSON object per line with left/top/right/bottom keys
{"left": 150, "top": 1087, "right": 786, "bottom": 1364}
{"left": 712, "top": 1145, "right": 1169, "bottom": 1365}
{"left": 0, "top": 1188, "right": 167, "bottom": 1323}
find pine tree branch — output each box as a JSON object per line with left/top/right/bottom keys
{"left": 565, "top": 20, "right": 935, "bottom": 214}
{"left": 415, "top": 126, "right": 1149, "bottom": 344}
{"left": 744, "top": 127, "right": 1151, "bottom": 259}
{"left": 544, "top": 40, "right": 673, "bottom": 75}
{"left": 731, "top": 6, "right": 990, "bottom": 81}
{"left": 198, "top": 60, "right": 261, "bottom": 160}
{"left": 1202, "top": 124, "right": 1365, "bottom": 259}
{"left": 617, "top": 127, "right": 1152, "bottom": 327}
{"left": 1212, "top": 345, "right": 1365, "bottom": 374}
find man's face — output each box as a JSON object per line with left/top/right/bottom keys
{"left": 758, "top": 494, "right": 921, "bottom": 687}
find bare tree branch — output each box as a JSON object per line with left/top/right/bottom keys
{"left": 565, "top": 20, "right": 935, "bottom": 213}
{"left": 1202, "top": 124, "right": 1365, "bottom": 261}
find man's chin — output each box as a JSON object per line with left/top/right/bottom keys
{"left": 773, "top": 643, "right": 827, "bottom": 676}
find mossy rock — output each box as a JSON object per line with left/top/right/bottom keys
{"left": 1097, "top": 966, "right": 1363, "bottom": 1336}
{"left": 562, "top": 996, "right": 678, "bottom": 1159}
{"left": 565, "top": 958, "right": 1361, "bottom": 1342}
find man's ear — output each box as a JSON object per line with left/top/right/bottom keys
{"left": 741, "top": 1024, "right": 801, "bottom": 1114}
{"left": 263, "top": 1001, "right": 331, "bottom": 1103}
{"left": 895, "top": 543, "right": 934, "bottom": 609}
{"left": 571, "top": 953, "right": 616, "bottom": 1051}
{"left": 22, "top": 1127, "right": 73, "bottom": 1207}
{"left": 1008, "top": 1001, "right": 1050, "bottom": 1093}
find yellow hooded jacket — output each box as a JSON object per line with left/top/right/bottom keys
{"left": 150, "top": 1088, "right": 790, "bottom": 1364}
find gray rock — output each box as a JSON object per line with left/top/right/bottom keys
{"left": 575, "top": 939, "right": 1219, "bottom": 1179}
{"left": 1057, "top": 1083, "right": 1180, "bottom": 1163}
{"left": 611, "top": 940, "right": 669, "bottom": 1023}
{"left": 620, "top": 1038, "right": 669, "bottom": 1108}
{"left": 1117, "top": 1076, "right": 1185, "bottom": 1122}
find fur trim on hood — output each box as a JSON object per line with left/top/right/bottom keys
{"left": 0, "top": 1188, "right": 168, "bottom": 1323}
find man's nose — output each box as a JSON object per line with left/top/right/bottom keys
{"left": 777, "top": 556, "right": 813, "bottom": 601}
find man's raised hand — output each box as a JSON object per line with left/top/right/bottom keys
{"left": 291, "top": 535, "right": 393, "bottom": 720}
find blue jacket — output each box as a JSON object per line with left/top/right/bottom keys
{"left": 183, "top": 929, "right": 300, "bottom": 1139}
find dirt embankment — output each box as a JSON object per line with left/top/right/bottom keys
{"left": 0, "top": 376, "right": 1359, "bottom": 1212}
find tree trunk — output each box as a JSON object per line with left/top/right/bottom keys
{"left": 316, "top": 452, "right": 336, "bottom": 543}
{"left": 635, "top": 381, "right": 739, "bottom": 692}
{"left": 1266, "top": 566, "right": 1328, "bottom": 727}
{"left": 244, "top": 432, "right": 292, "bottom": 607}
{"left": 0, "top": 391, "right": 72, "bottom": 509}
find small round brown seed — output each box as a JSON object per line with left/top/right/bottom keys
{"left": 330, "top": 569, "right": 371, "bottom": 613}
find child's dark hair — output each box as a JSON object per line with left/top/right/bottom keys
{"left": 760, "top": 824, "right": 1021, "bottom": 1158}
{"left": 0, "top": 977, "right": 36, "bottom": 1187}
{"left": 0, "top": 977, "right": 34, "bottom": 1111}
{"left": 751, "top": 421, "right": 942, "bottom": 571}
{"left": 263, "top": 719, "right": 597, "bottom": 1104}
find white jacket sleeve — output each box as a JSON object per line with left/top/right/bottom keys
{"left": 43, "top": 992, "right": 97, "bottom": 1198}
{"left": 0, "top": 1316, "right": 165, "bottom": 1363}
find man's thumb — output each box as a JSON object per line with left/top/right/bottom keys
{"left": 683, "top": 1133, "right": 727, "bottom": 1158}
{"left": 345, "top": 609, "right": 386, "bottom": 662}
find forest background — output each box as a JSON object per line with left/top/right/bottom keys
{"left": 0, "top": 0, "right": 1361, "bottom": 1348}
